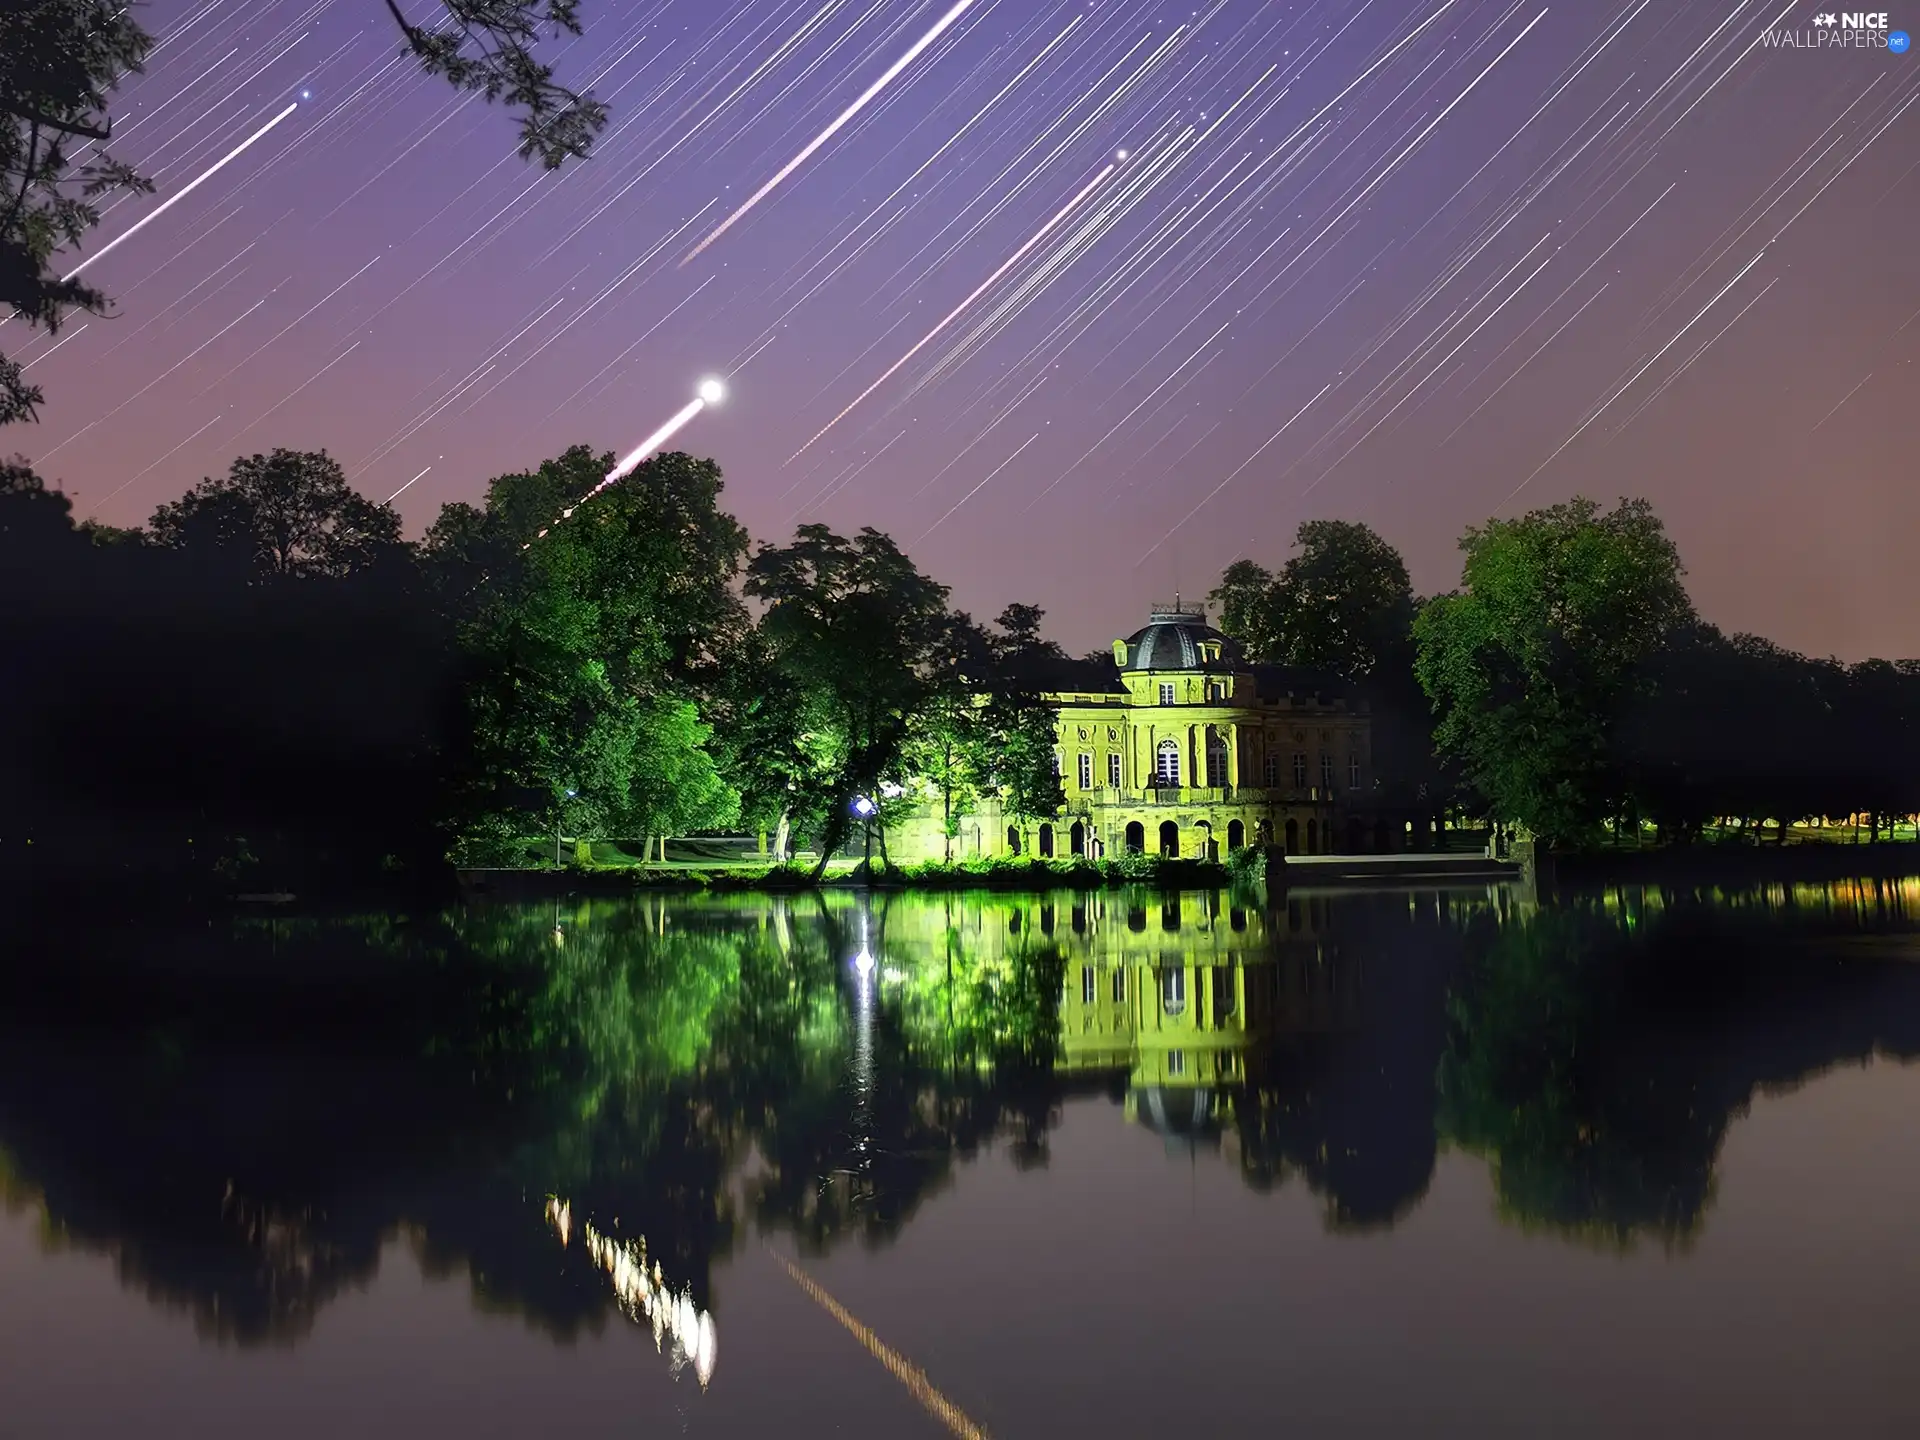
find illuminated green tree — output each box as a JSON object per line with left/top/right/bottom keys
{"left": 1415, "top": 497, "right": 1692, "bottom": 846}
{"left": 434, "top": 447, "right": 748, "bottom": 858}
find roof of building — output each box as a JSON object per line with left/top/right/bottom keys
{"left": 1250, "top": 663, "right": 1361, "bottom": 709}
{"left": 1033, "top": 654, "right": 1127, "bottom": 694}
{"left": 1117, "top": 600, "right": 1243, "bottom": 673}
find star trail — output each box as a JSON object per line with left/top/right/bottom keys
{"left": 14, "top": 0, "right": 1917, "bottom": 658}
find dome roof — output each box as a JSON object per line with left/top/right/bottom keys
{"left": 1116, "top": 601, "right": 1242, "bottom": 672}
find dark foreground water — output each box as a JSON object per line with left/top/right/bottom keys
{"left": 5, "top": 879, "right": 1920, "bottom": 1437}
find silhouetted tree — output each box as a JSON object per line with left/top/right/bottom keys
{"left": 744, "top": 525, "right": 955, "bottom": 876}
{"left": 0, "top": 0, "right": 152, "bottom": 424}
{"left": 4, "top": 0, "right": 604, "bottom": 425}
{"left": 150, "top": 449, "right": 403, "bottom": 580}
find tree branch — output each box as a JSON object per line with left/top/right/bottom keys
{"left": 0, "top": 104, "right": 110, "bottom": 142}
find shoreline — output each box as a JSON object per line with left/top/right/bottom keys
{"left": 4, "top": 841, "right": 1918, "bottom": 918}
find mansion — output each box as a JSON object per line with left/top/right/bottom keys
{"left": 892, "top": 601, "right": 1385, "bottom": 863}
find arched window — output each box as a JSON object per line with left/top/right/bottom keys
{"left": 1155, "top": 739, "right": 1181, "bottom": 786}
{"left": 1227, "top": 819, "right": 1245, "bottom": 850}
{"left": 1069, "top": 821, "right": 1085, "bottom": 857}
{"left": 1124, "top": 821, "right": 1145, "bottom": 854}
{"left": 1159, "top": 819, "right": 1180, "bottom": 857}
{"left": 1205, "top": 730, "right": 1228, "bottom": 787}
{"left": 1038, "top": 823, "right": 1054, "bottom": 858}
{"left": 1007, "top": 825, "right": 1022, "bottom": 855}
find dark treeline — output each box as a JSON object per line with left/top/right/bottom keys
{"left": 1211, "top": 499, "right": 1920, "bottom": 849}
{"left": 8, "top": 447, "right": 1918, "bottom": 893}
{"left": 0, "top": 445, "right": 1065, "bottom": 894}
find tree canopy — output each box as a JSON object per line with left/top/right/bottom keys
{"left": 1210, "top": 520, "right": 1415, "bottom": 682}
{"left": 1415, "top": 497, "right": 1694, "bottom": 846}
{"left": 744, "top": 525, "right": 956, "bottom": 874}
{"left": 431, "top": 448, "right": 748, "bottom": 861}
{"left": 150, "top": 449, "right": 404, "bottom": 581}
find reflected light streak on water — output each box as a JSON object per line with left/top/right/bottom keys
{"left": 850, "top": 907, "right": 877, "bottom": 1184}
{"left": 769, "top": 1247, "right": 991, "bottom": 1440}
{"left": 545, "top": 1197, "right": 716, "bottom": 1388}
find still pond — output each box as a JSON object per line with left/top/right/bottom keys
{"left": 4, "top": 879, "right": 1920, "bottom": 1436}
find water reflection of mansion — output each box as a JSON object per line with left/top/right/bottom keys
{"left": 1049, "top": 893, "right": 1361, "bottom": 1115}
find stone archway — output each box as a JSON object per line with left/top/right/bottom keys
{"left": 1007, "top": 825, "right": 1022, "bottom": 855}
{"left": 1125, "top": 820, "right": 1145, "bottom": 854}
{"left": 1069, "top": 820, "right": 1086, "bottom": 857}
{"left": 1158, "top": 820, "right": 1180, "bottom": 857}
{"left": 1305, "top": 818, "right": 1318, "bottom": 854}
{"left": 1039, "top": 823, "right": 1054, "bottom": 858}
{"left": 1284, "top": 817, "right": 1298, "bottom": 853}
{"left": 1227, "top": 818, "right": 1245, "bottom": 850}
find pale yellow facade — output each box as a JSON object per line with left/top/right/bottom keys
{"left": 892, "top": 602, "right": 1381, "bottom": 863}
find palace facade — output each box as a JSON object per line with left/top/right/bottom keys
{"left": 891, "top": 600, "right": 1385, "bottom": 863}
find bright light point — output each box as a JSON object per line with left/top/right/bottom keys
{"left": 299, "top": 90, "right": 311, "bottom": 101}
{"left": 1116, "top": 148, "right": 1129, "bottom": 160}
{"left": 854, "top": 951, "right": 875, "bottom": 977}
{"left": 851, "top": 795, "right": 877, "bottom": 817}
{"left": 697, "top": 377, "right": 726, "bottom": 405}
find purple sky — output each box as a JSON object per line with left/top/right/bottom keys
{"left": 15, "top": 0, "right": 1918, "bottom": 659}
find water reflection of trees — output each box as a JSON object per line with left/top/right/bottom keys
{"left": 0, "top": 891, "right": 1071, "bottom": 1348}
{"left": 3, "top": 878, "right": 1920, "bottom": 1346}
{"left": 1439, "top": 879, "right": 1920, "bottom": 1247}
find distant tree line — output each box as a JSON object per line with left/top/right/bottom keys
{"left": 1211, "top": 499, "right": 1920, "bottom": 850}
{"left": 0, "top": 445, "right": 1063, "bottom": 890}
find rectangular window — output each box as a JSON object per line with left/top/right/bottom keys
{"left": 1292, "top": 752, "right": 1308, "bottom": 788}
{"left": 1081, "top": 966, "right": 1096, "bottom": 1005}
{"left": 1264, "top": 754, "right": 1280, "bottom": 786}
{"left": 1112, "top": 968, "right": 1126, "bottom": 1003}
{"left": 1349, "top": 756, "right": 1361, "bottom": 788}
{"left": 1321, "top": 754, "right": 1335, "bottom": 790}
{"left": 1078, "top": 752, "right": 1093, "bottom": 789}
{"left": 1167, "top": 1049, "right": 1186, "bottom": 1076}
{"left": 1158, "top": 682, "right": 1176, "bottom": 705}
{"left": 1107, "top": 751, "right": 1123, "bottom": 786}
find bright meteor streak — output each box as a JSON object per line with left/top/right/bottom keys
{"left": 63, "top": 102, "right": 300, "bottom": 283}
{"left": 526, "top": 381, "right": 726, "bottom": 547}
{"left": 385, "top": 465, "right": 433, "bottom": 505}
{"left": 788, "top": 161, "right": 1120, "bottom": 462}
{"left": 683, "top": 0, "right": 978, "bottom": 265}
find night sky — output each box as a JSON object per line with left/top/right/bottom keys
{"left": 16, "top": 0, "right": 1918, "bottom": 659}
